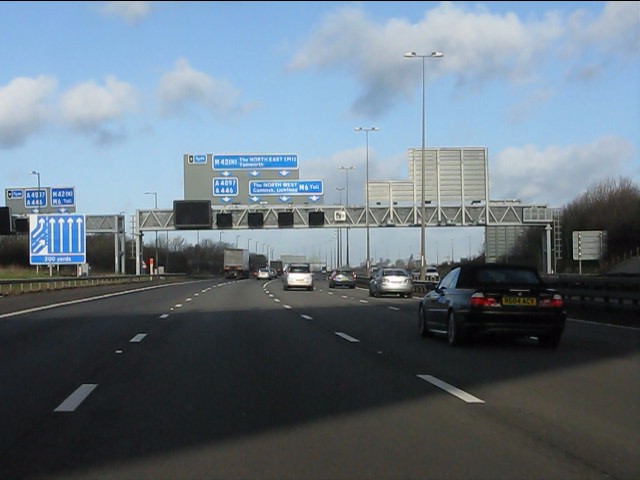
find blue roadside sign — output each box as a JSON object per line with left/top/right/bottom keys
{"left": 51, "top": 187, "right": 75, "bottom": 207}
{"left": 25, "top": 189, "right": 47, "bottom": 209}
{"left": 29, "top": 214, "right": 86, "bottom": 265}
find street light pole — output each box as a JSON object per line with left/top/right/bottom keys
{"left": 354, "top": 127, "right": 379, "bottom": 277}
{"left": 339, "top": 165, "right": 354, "bottom": 267}
{"left": 404, "top": 51, "right": 443, "bottom": 281}
{"left": 30, "top": 170, "right": 41, "bottom": 213}
{"left": 336, "top": 187, "right": 346, "bottom": 266}
{"left": 144, "top": 191, "right": 158, "bottom": 274}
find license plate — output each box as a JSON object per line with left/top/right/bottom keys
{"left": 502, "top": 296, "right": 536, "bottom": 306}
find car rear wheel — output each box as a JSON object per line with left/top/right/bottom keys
{"left": 418, "top": 305, "right": 430, "bottom": 337}
{"left": 447, "top": 311, "right": 465, "bottom": 347}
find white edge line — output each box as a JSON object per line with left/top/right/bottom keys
{"left": 388, "top": 306, "right": 400, "bottom": 311}
{"left": 54, "top": 384, "right": 98, "bottom": 412}
{"left": 283, "top": 305, "right": 292, "bottom": 309}
{"left": 0, "top": 281, "right": 205, "bottom": 320}
{"left": 418, "top": 375, "right": 484, "bottom": 404}
{"left": 159, "top": 313, "right": 169, "bottom": 319}
{"left": 335, "top": 332, "right": 360, "bottom": 343}
{"left": 567, "top": 318, "right": 640, "bottom": 331}
{"left": 301, "top": 314, "right": 313, "bottom": 320}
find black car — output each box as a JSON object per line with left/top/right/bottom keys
{"left": 418, "top": 264, "right": 566, "bottom": 348}
{"left": 328, "top": 268, "right": 357, "bottom": 289}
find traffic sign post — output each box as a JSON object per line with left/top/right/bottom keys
{"left": 29, "top": 214, "right": 86, "bottom": 265}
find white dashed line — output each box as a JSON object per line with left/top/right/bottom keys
{"left": 341, "top": 295, "right": 348, "bottom": 299}
{"left": 130, "top": 333, "right": 147, "bottom": 343}
{"left": 274, "top": 299, "right": 281, "bottom": 303}
{"left": 284, "top": 305, "right": 292, "bottom": 310}
{"left": 359, "top": 299, "right": 368, "bottom": 304}
{"left": 335, "top": 332, "right": 360, "bottom": 343}
{"left": 328, "top": 292, "right": 334, "bottom": 295}
{"left": 388, "top": 306, "right": 400, "bottom": 311}
{"left": 159, "top": 314, "right": 169, "bottom": 319}
{"left": 417, "top": 375, "right": 485, "bottom": 404}
{"left": 301, "top": 314, "right": 313, "bottom": 321}
{"left": 175, "top": 304, "right": 183, "bottom": 308}
{"left": 54, "top": 384, "right": 97, "bottom": 412}
{"left": 186, "top": 298, "right": 192, "bottom": 302}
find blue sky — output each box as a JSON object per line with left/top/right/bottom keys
{"left": 1, "top": 1, "right": 638, "bottom": 266}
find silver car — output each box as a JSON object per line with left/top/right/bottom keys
{"left": 369, "top": 268, "right": 413, "bottom": 298}
{"left": 283, "top": 263, "right": 314, "bottom": 291}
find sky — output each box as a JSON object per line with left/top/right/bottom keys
{"left": 1, "top": 1, "right": 639, "bottom": 267}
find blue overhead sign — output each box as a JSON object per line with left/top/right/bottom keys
{"left": 249, "top": 180, "right": 323, "bottom": 196}
{"left": 29, "top": 214, "right": 86, "bottom": 265}
{"left": 51, "top": 187, "right": 75, "bottom": 207}
{"left": 213, "top": 154, "right": 298, "bottom": 171}
{"left": 213, "top": 177, "right": 238, "bottom": 196}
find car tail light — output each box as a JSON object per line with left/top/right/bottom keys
{"left": 352, "top": 272, "right": 357, "bottom": 279}
{"left": 470, "top": 292, "right": 499, "bottom": 308}
{"left": 539, "top": 294, "right": 563, "bottom": 308}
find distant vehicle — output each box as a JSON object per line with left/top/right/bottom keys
{"left": 269, "top": 260, "right": 284, "bottom": 276}
{"left": 283, "top": 263, "right": 314, "bottom": 291}
{"left": 256, "top": 267, "right": 270, "bottom": 280}
{"left": 417, "top": 264, "right": 566, "bottom": 348}
{"left": 223, "top": 248, "right": 250, "bottom": 279}
{"left": 328, "top": 268, "right": 356, "bottom": 289}
{"left": 268, "top": 268, "right": 277, "bottom": 279}
{"left": 369, "top": 268, "right": 413, "bottom": 298}
{"left": 412, "top": 266, "right": 440, "bottom": 283}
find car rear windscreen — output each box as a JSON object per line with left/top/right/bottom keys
{"left": 474, "top": 268, "right": 541, "bottom": 286}
{"left": 289, "top": 265, "right": 310, "bottom": 273}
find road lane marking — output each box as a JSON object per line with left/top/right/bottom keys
{"left": 335, "top": 332, "right": 360, "bottom": 343}
{"left": 417, "top": 375, "right": 485, "bottom": 404}
{"left": 301, "top": 314, "right": 313, "bottom": 320}
{"left": 341, "top": 295, "right": 348, "bottom": 299}
{"left": 359, "top": 300, "right": 368, "bottom": 304}
{"left": 388, "top": 306, "right": 400, "bottom": 311}
{"left": 284, "top": 305, "right": 292, "bottom": 310}
{"left": 54, "top": 384, "right": 98, "bottom": 412}
{"left": 160, "top": 314, "right": 169, "bottom": 319}
{"left": 186, "top": 298, "right": 192, "bottom": 302}
{"left": 274, "top": 299, "right": 281, "bottom": 303}
{"left": 175, "top": 304, "right": 182, "bottom": 308}
{"left": 130, "top": 333, "right": 147, "bottom": 343}
{"left": 328, "top": 292, "right": 334, "bottom": 295}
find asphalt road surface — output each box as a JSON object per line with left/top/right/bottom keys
{"left": 1, "top": 276, "right": 638, "bottom": 479}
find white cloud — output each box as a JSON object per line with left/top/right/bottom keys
{"left": 157, "top": 58, "right": 255, "bottom": 118}
{"left": 288, "top": 2, "right": 563, "bottom": 117}
{"left": 567, "top": 1, "right": 640, "bottom": 58}
{"left": 100, "top": 1, "right": 153, "bottom": 24}
{"left": 0, "top": 76, "right": 56, "bottom": 149}
{"left": 59, "top": 76, "right": 138, "bottom": 135}
{"left": 490, "top": 136, "right": 635, "bottom": 207}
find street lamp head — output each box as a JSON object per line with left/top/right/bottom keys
{"left": 354, "top": 127, "right": 362, "bottom": 132}
{"left": 431, "top": 51, "right": 444, "bottom": 58}
{"left": 372, "top": 126, "right": 379, "bottom": 131}
{"left": 404, "top": 51, "right": 417, "bottom": 58}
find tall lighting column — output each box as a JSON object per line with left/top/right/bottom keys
{"left": 404, "top": 51, "right": 443, "bottom": 281}
{"left": 30, "top": 170, "right": 41, "bottom": 213}
{"left": 144, "top": 191, "right": 158, "bottom": 274}
{"left": 338, "top": 165, "right": 354, "bottom": 266}
{"left": 354, "top": 127, "right": 379, "bottom": 277}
